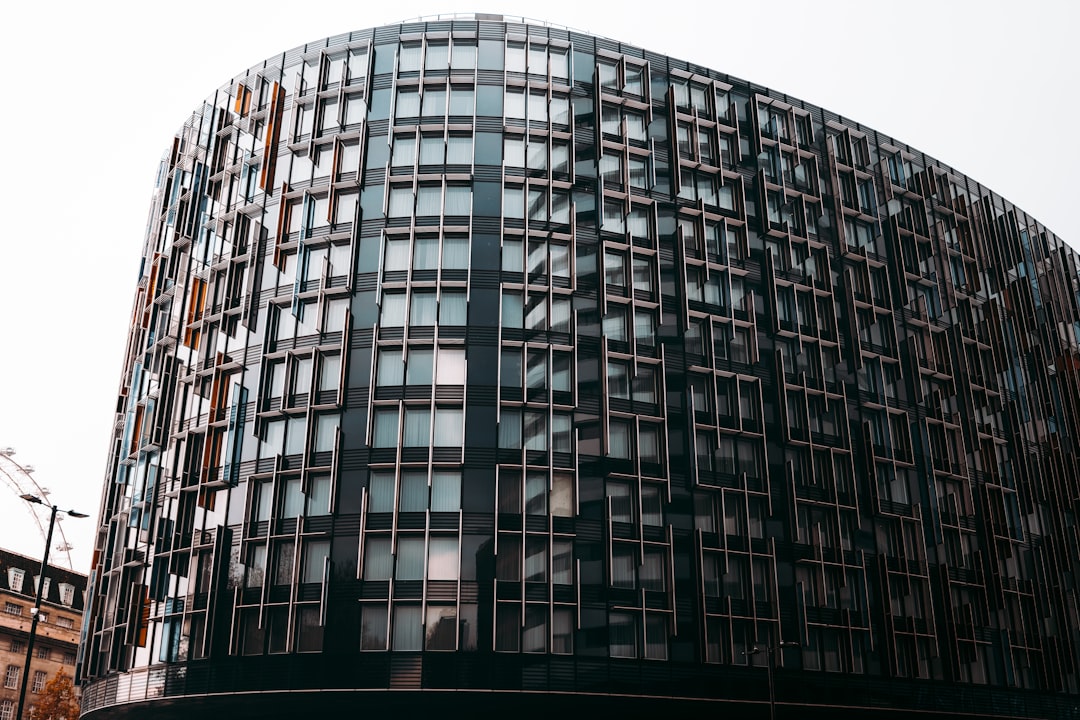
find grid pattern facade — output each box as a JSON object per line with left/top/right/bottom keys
{"left": 80, "top": 16, "right": 1080, "bottom": 719}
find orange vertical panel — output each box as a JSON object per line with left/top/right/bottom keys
{"left": 131, "top": 406, "right": 144, "bottom": 452}
{"left": 233, "top": 83, "right": 252, "bottom": 117}
{"left": 183, "top": 278, "right": 207, "bottom": 349}
{"left": 136, "top": 587, "right": 150, "bottom": 647}
{"left": 259, "top": 82, "right": 285, "bottom": 191}
{"left": 201, "top": 365, "right": 230, "bottom": 471}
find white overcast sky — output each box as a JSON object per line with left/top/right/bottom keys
{"left": 0, "top": 0, "right": 1075, "bottom": 573}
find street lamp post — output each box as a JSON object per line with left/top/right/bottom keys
{"left": 745, "top": 640, "right": 801, "bottom": 720}
{"left": 15, "top": 494, "right": 87, "bottom": 720}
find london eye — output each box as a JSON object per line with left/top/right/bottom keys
{"left": 0, "top": 447, "right": 77, "bottom": 570}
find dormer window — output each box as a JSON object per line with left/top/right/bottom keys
{"left": 32, "top": 576, "right": 50, "bottom": 600}
{"left": 58, "top": 583, "right": 75, "bottom": 607}
{"left": 7, "top": 568, "right": 24, "bottom": 593}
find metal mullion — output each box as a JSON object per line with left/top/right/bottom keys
{"left": 745, "top": 485, "right": 758, "bottom": 621}
{"left": 722, "top": 260, "right": 736, "bottom": 323}
{"left": 519, "top": 402, "right": 528, "bottom": 473}
{"left": 606, "top": 495, "right": 615, "bottom": 588}
{"left": 456, "top": 506, "right": 464, "bottom": 650}
{"left": 598, "top": 225, "right": 609, "bottom": 317}
{"left": 382, "top": 73, "right": 400, "bottom": 218}
{"left": 547, "top": 505, "right": 555, "bottom": 640}
{"left": 422, "top": 516, "right": 430, "bottom": 637}
{"left": 690, "top": 115, "right": 701, "bottom": 165}
{"left": 319, "top": 551, "right": 331, "bottom": 627}
{"left": 493, "top": 470, "right": 501, "bottom": 559}
{"left": 356, "top": 486, "right": 367, "bottom": 581}
{"left": 374, "top": 227, "right": 388, "bottom": 303}
{"left": 678, "top": 227, "right": 690, "bottom": 332}
{"left": 635, "top": 417, "right": 645, "bottom": 562}
{"left": 667, "top": 86, "right": 680, "bottom": 198}
{"left": 458, "top": 342, "right": 467, "bottom": 465}
{"left": 390, "top": 399, "right": 403, "bottom": 556}
{"left": 228, "top": 585, "right": 241, "bottom": 655}
{"left": 545, "top": 161, "right": 555, "bottom": 219}
{"left": 519, "top": 525, "right": 526, "bottom": 626}
{"left": 572, "top": 427, "right": 581, "bottom": 520}
{"left": 545, "top": 57, "right": 555, "bottom": 141}
{"left": 594, "top": 65, "right": 603, "bottom": 161}
{"left": 334, "top": 306, "right": 350, "bottom": 407}
{"left": 639, "top": 605, "right": 648, "bottom": 658}
{"left": 667, "top": 524, "right": 677, "bottom": 637}
{"left": 438, "top": 178, "right": 448, "bottom": 231}
{"left": 658, "top": 343, "right": 672, "bottom": 499}
{"left": 766, "top": 534, "right": 780, "bottom": 632}
{"left": 695, "top": 528, "right": 708, "bottom": 633}
{"left": 747, "top": 547, "right": 760, "bottom": 632}
{"left": 299, "top": 392, "right": 312, "bottom": 480}
{"left": 351, "top": 39, "right": 373, "bottom": 92}
{"left": 256, "top": 457, "right": 284, "bottom": 626}
{"left": 688, "top": 402, "right": 701, "bottom": 490}
{"left": 575, "top": 557, "right": 582, "bottom": 630}
{"left": 600, "top": 335, "right": 610, "bottom": 456}
{"left": 319, "top": 249, "right": 332, "bottom": 293}
{"left": 286, "top": 515, "right": 302, "bottom": 652}
{"left": 329, "top": 137, "right": 343, "bottom": 209}
{"left": 317, "top": 51, "right": 333, "bottom": 98}
{"left": 548, "top": 344, "right": 556, "bottom": 468}
{"left": 326, "top": 424, "right": 342, "bottom": 516}
{"left": 711, "top": 372, "right": 723, "bottom": 458}
{"left": 427, "top": 327, "right": 437, "bottom": 469}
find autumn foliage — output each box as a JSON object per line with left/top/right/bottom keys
{"left": 29, "top": 668, "right": 80, "bottom": 720}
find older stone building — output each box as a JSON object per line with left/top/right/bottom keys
{"left": 0, "top": 549, "right": 85, "bottom": 720}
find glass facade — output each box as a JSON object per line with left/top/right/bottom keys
{"left": 81, "top": 15, "right": 1080, "bottom": 719}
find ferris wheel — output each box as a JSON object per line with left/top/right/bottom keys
{"left": 0, "top": 447, "right": 77, "bottom": 570}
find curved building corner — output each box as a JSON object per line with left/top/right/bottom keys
{"left": 79, "top": 14, "right": 1080, "bottom": 720}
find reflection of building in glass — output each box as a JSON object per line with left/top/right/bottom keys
{"left": 80, "top": 15, "right": 1080, "bottom": 719}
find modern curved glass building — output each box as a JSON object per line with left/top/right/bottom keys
{"left": 80, "top": 15, "right": 1080, "bottom": 719}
